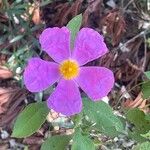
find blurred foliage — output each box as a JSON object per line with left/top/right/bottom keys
{"left": 134, "top": 0, "right": 150, "bottom": 14}
{"left": 134, "top": 141, "right": 150, "bottom": 150}
{"left": 0, "top": 0, "right": 46, "bottom": 79}
{"left": 125, "top": 108, "right": 150, "bottom": 142}
{"left": 41, "top": 135, "right": 72, "bottom": 150}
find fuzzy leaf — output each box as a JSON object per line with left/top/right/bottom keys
{"left": 83, "top": 98, "right": 124, "bottom": 137}
{"left": 126, "top": 108, "right": 150, "bottom": 142}
{"left": 142, "top": 81, "right": 150, "bottom": 99}
{"left": 12, "top": 102, "right": 49, "bottom": 138}
{"left": 66, "top": 14, "right": 82, "bottom": 49}
{"left": 72, "top": 129, "right": 95, "bottom": 150}
{"left": 144, "top": 71, "right": 150, "bottom": 79}
{"left": 41, "top": 135, "right": 71, "bottom": 150}
{"left": 126, "top": 108, "right": 150, "bottom": 131}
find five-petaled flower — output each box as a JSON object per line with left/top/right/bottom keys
{"left": 24, "top": 27, "right": 114, "bottom": 116}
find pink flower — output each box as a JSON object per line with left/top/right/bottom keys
{"left": 24, "top": 27, "right": 114, "bottom": 116}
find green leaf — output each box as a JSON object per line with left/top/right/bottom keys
{"left": 126, "top": 108, "right": 150, "bottom": 142}
{"left": 83, "top": 98, "right": 124, "bottom": 137}
{"left": 41, "top": 135, "right": 71, "bottom": 150}
{"left": 141, "top": 130, "right": 150, "bottom": 140}
{"left": 126, "top": 108, "right": 150, "bottom": 132}
{"left": 72, "top": 129, "right": 95, "bottom": 150}
{"left": 144, "top": 71, "right": 150, "bottom": 79}
{"left": 9, "top": 35, "right": 24, "bottom": 43}
{"left": 142, "top": 81, "right": 150, "bottom": 99}
{"left": 12, "top": 102, "right": 49, "bottom": 138}
{"left": 134, "top": 142, "right": 150, "bottom": 150}
{"left": 66, "top": 14, "right": 82, "bottom": 49}
{"left": 129, "top": 131, "right": 147, "bottom": 143}
{"left": 145, "top": 114, "right": 150, "bottom": 121}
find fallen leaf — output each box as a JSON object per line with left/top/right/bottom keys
{"left": 32, "top": 6, "right": 41, "bottom": 25}
{"left": 23, "top": 136, "right": 44, "bottom": 145}
{"left": 83, "top": 0, "right": 102, "bottom": 26}
{"left": 0, "top": 66, "right": 13, "bottom": 79}
{"left": 0, "top": 88, "right": 12, "bottom": 114}
{"left": 0, "top": 54, "right": 7, "bottom": 65}
{"left": 123, "top": 92, "right": 149, "bottom": 113}
{"left": 101, "top": 9, "right": 126, "bottom": 46}
{"left": 0, "top": 88, "right": 26, "bottom": 127}
{"left": 29, "top": 2, "right": 41, "bottom": 25}
{"left": 21, "top": 2, "right": 41, "bottom": 25}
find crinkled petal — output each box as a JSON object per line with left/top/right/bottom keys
{"left": 75, "top": 67, "right": 114, "bottom": 101}
{"left": 39, "top": 27, "right": 70, "bottom": 63}
{"left": 24, "top": 58, "right": 60, "bottom": 92}
{"left": 72, "top": 28, "right": 108, "bottom": 66}
{"left": 47, "top": 79, "right": 82, "bottom": 116}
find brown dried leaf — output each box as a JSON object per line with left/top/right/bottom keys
{"left": 23, "top": 136, "right": 44, "bottom": 145}
{"left": 83, "top": 0, "right": 102, "bottom": 26}
{"left": 0, "top": 88, "right": 26, "bottom": 127}
{"left": 31, "top": 4, "right": 41, "bottom": 25}
{"left": 0, "top": 12, "right": 8, "bottom": 23}
{"left": 58, "top": 0, "right": 83, "bottom": 26}
{"left": 22, "top": 2, "right": 41, "bottom": 25}
{"left": 102, "top": 9, "right": 126, "bottom": 46}
{"left": 0, "top": 66, "right": 13, "bottom": 79}
{"left": 0, "top": 88, "right": 12, "bottom": 114}
{"left": 0, "top": 54, "right": 7, "bottom": 65}
{"left": 123, "top": 92, "right": 148, "bottom": 113}
{"left": 42, "top": 0, "right": 83, "bottom": 27}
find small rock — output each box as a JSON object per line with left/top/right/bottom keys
{"left": 16, "top": 67, "right": 22, "bottom": 74}
{"left": 9, "top": 139, "right": 17, "bottom": 148}
{"left": 106, "top": 0, "right": 116, "bottom": 8}
{"left": 122, "top": 141, "right": 135, "bottom": 147}
{"left": 0, "top": 130, "right": 9, "bottom": 139}
{"left": 54, "top": 126, "right": 59, "bottom": 131}
{"left": 113, "top": 137, "right": 118, "bottom": 142}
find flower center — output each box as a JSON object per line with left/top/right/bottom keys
{"left": 59, "top": 59, "right": 79, "bottom": 80}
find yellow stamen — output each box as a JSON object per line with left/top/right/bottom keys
{"left": 59, "top": 59, "right": 79, "bottom": 80}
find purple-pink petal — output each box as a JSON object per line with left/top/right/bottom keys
{"left": 75, "top": 67, "right": 114, "bottom": 101}
{"left": 72, "top": 28, "right": 108, "bottom": 66}
{"left": 39, "top": 27, "right": 70, "bottom": 63}
{"left": 24, "top": 58, "right": 60, "bottom": 92}
{"left": 47, "top": 79, "right": 82, "bottom": 116}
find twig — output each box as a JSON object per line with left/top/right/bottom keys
{"left": 142, "top": 34, "right": 147, "bottom": 71}
{"left": 112, "top": 28, "right": 150, "bottom": 52}
{"left": 123, "top": 0, "right": 134, "bottom": 11}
